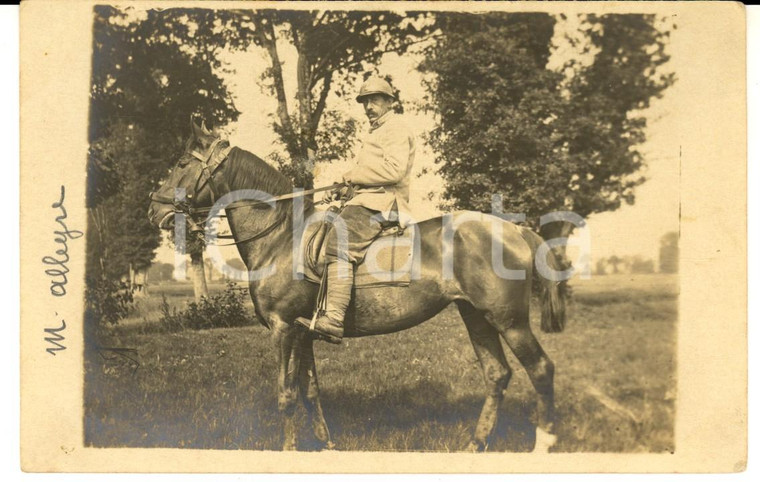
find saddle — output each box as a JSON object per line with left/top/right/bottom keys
{"left": 298, "top": 207, "right": 416, "bottom": 289}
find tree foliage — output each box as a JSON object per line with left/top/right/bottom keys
{"left": 216, "top": 9, "right": 434, "bottom": 188}
{"left": 87, "top": 7, "right": 676, "bottom": 283}
{"left": 87, "top": 6, "right": 240, "bottom": 280}
{"left": 87, "top": 6, "right": 435, "bottom": 281}
{"left": 148, "top": 262, "right": 175, "bottom": 283}
{"left": 562, "top": 14, "right": 675, "bottom": 218}
{"left": 420, "top": 13, "right": 675, "bottom": 232}
{"left": 89, "top": 7, "right": 239, "bottom": 145}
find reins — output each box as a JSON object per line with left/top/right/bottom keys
{"left": 151, "top": 141, "right": 345, "bottom": 247}
{"left": 188, "top": 183, "right": 343, "bottom": 217}
{"left": 201, "top": 184, "right": 342, "bottom": 247}
{"left": 201, "top": 209, "right": 289, "bottom": 247}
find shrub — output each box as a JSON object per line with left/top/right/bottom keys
{"left": 85, "top": 277, "right": 134, "bottom": 325}
{"left": 157, "top": 282, "right": 255, "bottom": 332}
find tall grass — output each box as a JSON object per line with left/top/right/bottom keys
{"left": 85, "top": 274, "right": 677, "bottom": 452}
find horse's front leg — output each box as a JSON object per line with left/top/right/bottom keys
{"left": 297, "top": 336, "right": 334, "bottom": 449}
{"left": 273, "top": 320, "right": 301, "bottom": 450}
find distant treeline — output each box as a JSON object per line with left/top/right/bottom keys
{"left": 595, "top": 231, "right": 678, "bottom": 275}
{"left": 147, "top": 258, "right": 248, "bottom": 283}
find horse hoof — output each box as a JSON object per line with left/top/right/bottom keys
{"left": 533, "top": 427, "right": 557, "bottom": 453}
{"left": 323, "top": 441, "right": 336, "bottom": 451}
{"left": 283, "top": 442, "right": 298, "bottom": 451}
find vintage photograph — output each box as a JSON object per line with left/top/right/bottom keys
{"left": 20, "top": 0, "right": 746, "bottom": 473}
{"left": 85, "top": 3, "right": 678, "bottom": 453}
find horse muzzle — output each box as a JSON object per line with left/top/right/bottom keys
{"left": 157, "top": 211, "right": 176, "bottom": 230}
{"left": 147, "top": 202, "right": 177, "bottom": 230}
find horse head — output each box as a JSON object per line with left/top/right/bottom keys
{"left": 147, "top": 116, "right": 229, "bottom": 230}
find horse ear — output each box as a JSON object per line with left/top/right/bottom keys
{"left": 200, "top": 121, "right": 213, "bottom": 137}
{"left": 190, "top": 116, "right": 203, "bottom": 140}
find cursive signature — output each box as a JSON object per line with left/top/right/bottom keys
{"left": 42, "top": 186, "right": 83, "bottom": 297}
{"left": 44, "top": 316, "right": 66, "bottom": 356}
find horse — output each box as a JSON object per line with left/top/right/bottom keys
{"left": 147, "top": 121, "right": 568, "bottom": 452}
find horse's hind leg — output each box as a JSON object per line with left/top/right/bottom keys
{"left": 457, "top": 301, "right": 512, "bottom": 452}
{"left": 502, "top": 323, "right": 557, "bottom": 452}
{"left": 297, "top": 337, "right": 334, "bottom": 449}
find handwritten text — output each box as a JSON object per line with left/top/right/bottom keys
{"left": 44, "top": 318, "right": 67, "bottom": 356}
{"left": 42, "top": 186, "right": 83, "bottom": 297}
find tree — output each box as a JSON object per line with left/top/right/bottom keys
{"left": 87, "top": 7, "right": 435, "bottom": 302}
{"left": 222, "top": 258, "right": 248, "bottom": 281}
{"left": 659, "top": 231, "right": 679, "bottom": 273}
{"left": 148, "top": 262, "right": 175, "bottom": 283}
{"left": 560, "top": 14, "right": 675, "bottom": 222}
{"left": 87, "top": 6, "right": 239, "bottom": 290}
{"left": 186, "top": 236, "right": 208, "bottom": 300}
{"left": 216, "top": 9, "right": 434, "bottom": 188}
{"left": 629, "top": 255, "right": 655, "bottom": 274}
{"left": 607, "top": 255, "right": 623, "bottom": 274}
{"left": 420, "top": 13, "right": 562, "bottom": 221}
{"left": 419, "top": 13, "right": 675, "bottom": 243}
{"left": 595, "top": 257, "right": 609, "bottom": 275}
{"left": 89, "top": 8, "right": 240, "bottom": 146}
{"left": 87, "top": 122, "right": 163, "bottom": 281}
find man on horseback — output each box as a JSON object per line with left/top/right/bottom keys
{"left": 306, "top": 76, "right": 416, "bottom": 343}
{"left": 150, "top": 80, "right": 564, "bottom": 450}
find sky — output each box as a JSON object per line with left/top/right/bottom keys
{"left": 155, "top": 13, "right": 682, "bottom": 270}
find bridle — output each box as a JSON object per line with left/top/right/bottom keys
{"left": 149, "top": 137, "right": 228, "bottom": 210}
{"left": 150, "top": 139, "right": 343, "bottom": 246}
{"left": 149, "top": 139, "right": 286, "bottom": 246}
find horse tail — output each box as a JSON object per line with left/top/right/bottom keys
{"left": 539, "top": 267, "right": 568, "bottom": 333}
{"left": 520, "top": 228, "right": 567, "bottom": 333}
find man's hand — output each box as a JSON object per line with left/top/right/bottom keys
{"left": 323, "top": 182, "right": 352, "bottom": 203}
{"left": 335, "top": 182, "right": 355, "bottom": 202}
{"left": 322, "top": 184, "right": 338, "bottom": 203}
{"left": 338, "top": 183, "right": 353, "bottom": 200}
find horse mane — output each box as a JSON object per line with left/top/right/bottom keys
{"left": 224, "top": 146, "right": 315, "bottom": 218}
{"left": 226, "top": 147, "right": 293, "bottom": 196}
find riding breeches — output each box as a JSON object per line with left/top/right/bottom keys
{"left": 324, "top": 205, "right": 386, "bottom": 264}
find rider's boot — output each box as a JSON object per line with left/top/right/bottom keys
{"left": 308, "top": 261, "right": 354, "bottom": 344}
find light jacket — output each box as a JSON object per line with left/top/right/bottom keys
{"left": 342, "top": 111, "right": 416, "bottom": 225}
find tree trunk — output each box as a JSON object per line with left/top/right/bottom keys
{"left": 257, "top": 17, "right": 317, "bottom": 190}
{"left": 205, "top": 259, "right": 214, "bottom": 283}
{"left": 190, "top": 250, "right": 208, "bottom": 301}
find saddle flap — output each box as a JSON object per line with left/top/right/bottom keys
{"left": 302, "top": 208, "right": 339, "bottom": 278}
{"left": 354, "top": 226, "right": 415, "bottom": 288}
{"left": 298, "top": 209, "right": 416, "bottom": 288}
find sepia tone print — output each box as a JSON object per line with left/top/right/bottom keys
{"left": 20, "top": 0, "right": 746, "bottom": 473}
{"left": 85, "top": 3, "right": 675, "bottom": 453}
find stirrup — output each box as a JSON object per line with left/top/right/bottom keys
{"left": 294, "top": 316, "right": 343, "bottom": 344}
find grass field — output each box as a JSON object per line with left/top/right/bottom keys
{"left": 85, "top": 273, "right": 677, "bottom": 452}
